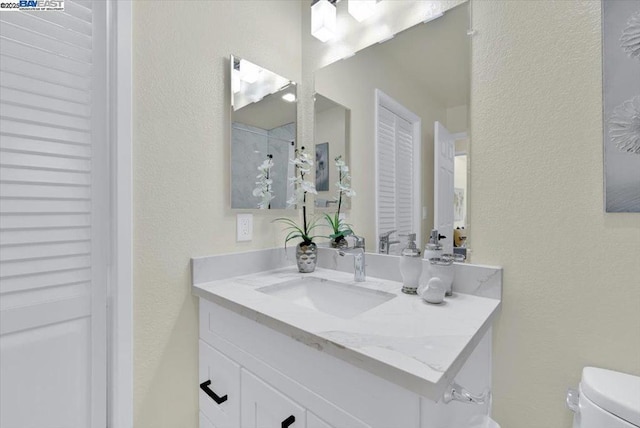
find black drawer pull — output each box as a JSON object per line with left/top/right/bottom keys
{"left": 281, "top": 415, "right": 295, "bottom": 428}
{"left": 199, "top": 380, "right": 228, "bottom": 404}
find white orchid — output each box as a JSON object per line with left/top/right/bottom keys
{"left": 257, "top": 157, "right": 274, "bottom": 173}
{"left": 287, "top": 176, "right": 318, "bottom": 207}
{"left": 290, "top": 149, "right": 313, "bottom": 172}
{"left": 286, "top": 147, "right": 317, "bottom": 207}
{"left": 253, "top": 156, "right": 274, "bottom": 209}
{"left": 335, "top": 157, "right": 349, "bottom": 173}
{"left": 334, "top": 155, "right": 355, "bottom": 200}
{"left": 275, "top": 146, "right": 320, "bottom": 247}
{"left": 324, "top": 156, "right": 356, "bottom": 245}
{"left": 337, "top": 182, "right": 356, "bottom": 198}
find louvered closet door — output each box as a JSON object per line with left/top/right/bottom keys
{"left": 0, "top": 2, "right": 108, "bottom": 427}
{"left": 377, "top": 106, "right": 397, "bottom": 236}
{"left": 377, "top": 105, "right": 415, "bottom": 251}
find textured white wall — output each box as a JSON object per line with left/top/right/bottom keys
{"left": 133, "top": 1, "right": 301, "bottom": 426}
{"left": 446, "top": 104, "right": 468, "bottom": 134}
{"left": 470, "top": 1, "right": 640, "bottom": 427}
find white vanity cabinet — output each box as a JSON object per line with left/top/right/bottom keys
{"left": 198, "top": 298, "right": 492, "bottom": 428}
{"left": 241, "top": 370, "right": 305, "bottom": 428}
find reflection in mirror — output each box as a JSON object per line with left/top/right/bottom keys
{"left": 313, "top": 94, "right": 351, "bottom": 210}
{"left": 314, "top": 2, "right": 469, "bottom": 254}
{"left": 230, "top": 55, "right": 297, "bottom": 209}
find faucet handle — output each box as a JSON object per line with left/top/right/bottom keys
{"left": 379, "top": 230, "right": 397, "bottom": 239}
{"left": 352, "top": 234, "right": 365, "bottom": 250}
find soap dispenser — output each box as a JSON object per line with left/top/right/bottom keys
{"left": 399, "top": 233, "right": 422, "bottom": 294}
{"left": 423, "top": 229, "right": 444, "bottom": 260}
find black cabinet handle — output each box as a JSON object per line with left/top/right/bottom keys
{"left": 199, "top": 380, "right": 228, "bottom": 405}
{"left": 281, "top": 415, "right": 295, "bottom": 428}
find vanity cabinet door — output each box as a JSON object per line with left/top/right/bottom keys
{"left": 241, "top": 369, "right": 306, "bottom": 428}
{"left": 199, "top": 340, "right": 241, "bottom": 428}
{"left": 200, "top": 412, "right": 217, "bottom": 428}
{"left": 307, "top": 413, "right": 334, "bottom": 428}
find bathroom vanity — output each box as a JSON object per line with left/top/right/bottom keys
{"left": 192, "top": 248, "right": 502, "bottom": 428}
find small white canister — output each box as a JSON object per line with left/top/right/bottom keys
{"left": 426, "top": 258, "right": 454, "bottom": 296}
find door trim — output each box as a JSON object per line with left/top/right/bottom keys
{"left": 108, "top": 1, "right": 133, "bottom": 427}
{"left": 374, "top": 89, "right": 422, "bottom": 252}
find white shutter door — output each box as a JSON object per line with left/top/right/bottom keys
{"left": 377, "top": 106, "right": 397, "bottom": 236}
{"left": 434, "top": 121, "right": 455, "bottom": 254}
{"left": 0, "top": 1, "right": 108, "bottom": 427}
{"left": 377, "top": 105, "right": 415, "bottom": 251}
{"left": 395, "top": 116, "right": 413, "bottom": 238}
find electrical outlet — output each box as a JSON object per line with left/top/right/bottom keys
{"left": 237, "top": 213, "right": 253, "bottom": 242}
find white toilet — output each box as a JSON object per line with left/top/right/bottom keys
{"left": 567, "top": 367, "right": 640, "bottom": 428}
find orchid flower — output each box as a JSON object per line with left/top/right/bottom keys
{"left": 324, "top": 156, "right": 356, "bottom": 242}
{"left": 274, "top": 147, "right": 320, "bottom": 247}
{"left": 253, "top": 155, "right": 274, "bottom": 209}
{"left": 286, "top": 147, "right": 317, "bottom": 207}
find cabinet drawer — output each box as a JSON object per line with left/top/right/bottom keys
{"left": 307, "top": 413, "right": 334, "bottom": 428}
{"left": 199, "top": 340, "right": 240, "bottom": 428}
{"left": 241, "top": 369, "right": 306, "bottom": 428}
{"left": 200, "top": 411, "right": 217, "bottom": 428}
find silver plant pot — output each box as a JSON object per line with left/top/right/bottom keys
{"left": 330, "top": 236, "right": 348, "bottom": 249}
{"left": 296, "top": 242, "right": 317, "bottom": 273}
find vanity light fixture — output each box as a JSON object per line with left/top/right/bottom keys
{"left": 311, "top": 0, "right": 337, "bottom": 43}
{"left": 348, "top": 0, "right": 377, "bottom": 22}
{"left": 231, "top": 69, "right": 241, "bottom": 94}
{"left": 282, "top": 93, "right": 296, "bottom": 102}
{"left": 239, "top": 58, "right": 261, "bottom": 84}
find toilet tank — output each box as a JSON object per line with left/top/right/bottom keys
{"left": 569, "top": 367, "right": 640, "bottom": 428}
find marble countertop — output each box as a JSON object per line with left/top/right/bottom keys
{"left": 192, "top": 266, "right": 501, "bottom": 400}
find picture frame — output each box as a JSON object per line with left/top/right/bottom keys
{"left": 602, "top": 1, "right": 640, "bottom": 212}
{"left": 315, "top": 142, "right": 330, "bottom": 192}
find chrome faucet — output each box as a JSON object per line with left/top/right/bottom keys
{"left": 338, "top": 235, "right": 366, "bottom": 282}
{"left": 379, "top": 230, "right": 400, "bottom": 254}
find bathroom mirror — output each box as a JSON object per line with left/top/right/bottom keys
{"left": 314, "top": 2, "right": 470, "bottom": 253}
{"left": 314, "top": 93, "right": 351, "bottom": 211}
{"left": 230, "top": 55, "right": 297, "bottom": 210}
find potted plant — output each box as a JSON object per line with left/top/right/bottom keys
{"left": 324, "top": 156, "right": 356, "bottom": 248}
{"left": 274, "top": 147, "right": 320, "bottom": 273}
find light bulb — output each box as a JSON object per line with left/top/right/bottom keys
{"left": 240, "top": 59, "right": 261, "bottom": 84}
{"left": 232, "top": 69, "right": 241, "bottom": 94}
{"left": 311, "top": 0, "right": 337, "bottom": 43}
{"left": 282, "top": 93, "right": 296, "bottom": 102}
{"left": 348, "top": 0, "right": 377, "bottom": 22}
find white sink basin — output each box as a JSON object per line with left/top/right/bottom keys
{"left": 258, "top": 276, "right": 395, "bottom": 319}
